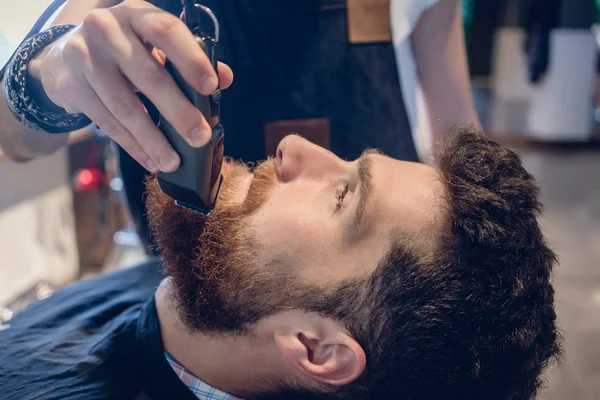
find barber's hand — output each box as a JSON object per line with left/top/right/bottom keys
{"left": 29, "top": 0, "right": 233, "bottom": 172}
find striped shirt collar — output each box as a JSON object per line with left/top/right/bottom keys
{"left": 165, "top": 352, "right": 244, "bottom": 400}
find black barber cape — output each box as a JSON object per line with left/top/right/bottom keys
{"left": 0, "top": 259, "right": 199, "bottom": 400}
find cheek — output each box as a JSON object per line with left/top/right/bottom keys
{"left": 248, "top": 184, "right": 334, "bottom": 275}
{"left": 254, "top": 189, "right": 323, "bottom": 247}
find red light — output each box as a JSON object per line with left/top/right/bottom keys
{"left": 75, "top": 168, "right": 104, "bottom": 192}
{"left": 79, "top": 169, "right": 94, "bottom": 186}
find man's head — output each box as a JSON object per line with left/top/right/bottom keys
{"left": 146, "top": 125, "right": 561, "bottom": 400}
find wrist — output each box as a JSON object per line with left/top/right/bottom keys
{"left": 26, "top": 48, "right": 64, "bottom": 113}
{"left": 26, "top": 47, "right": 47, "bottom": 82}
{"left": 3, "top": 24, "right": 91, "bottom": 134}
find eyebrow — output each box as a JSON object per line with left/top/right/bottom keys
{"left": 347, "top": 149, "right": 377, "bottom": 238}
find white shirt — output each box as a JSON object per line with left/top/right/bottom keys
{"left": 391, "top": 0, "right": 440, "bottom": 159}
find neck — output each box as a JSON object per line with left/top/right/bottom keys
{"left": 155, "top": 279, "right": 290, "bottom": 398}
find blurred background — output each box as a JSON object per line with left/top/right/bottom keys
{"left": 1, "top": 1, "right": 599, "bottom": 398}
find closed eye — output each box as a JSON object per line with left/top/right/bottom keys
{"left": 336, "top": 184, "right": 349, "bottom": 211}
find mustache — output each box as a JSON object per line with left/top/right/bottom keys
{"left": 242, "top": 157, "right": 277, "bottom": 214}
{"left": 214, "top": 157, "right": 277, "bottom": 216}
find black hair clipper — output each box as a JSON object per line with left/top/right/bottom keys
{"left": 156, "top": 1, "right": 223, "bottom": 215}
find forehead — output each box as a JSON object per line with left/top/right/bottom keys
{"left": 368, "top": 154, "right": 445, "bottom": 246}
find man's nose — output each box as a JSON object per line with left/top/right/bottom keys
{"left": 275, "top": 135, "right": 345, "bottom": 183}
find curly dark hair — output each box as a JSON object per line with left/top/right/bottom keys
{"left": 256, "top": 126, "right": 562, "bottom": 400}
{"left": 306, "top": 125, "right": 562, "bottom": 400}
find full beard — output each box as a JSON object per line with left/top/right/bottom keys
{"left": 146, "top": 158, "right": 368, "bottom": 399}
{"left": 146, "top": 158, "right": 292, "bottom": 334}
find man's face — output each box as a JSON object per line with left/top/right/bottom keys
{"left": 147, "top": 135, "right": 443, "bottom": 333}
{"left": 245, "top": 135, "right": 443, "bottom": 286}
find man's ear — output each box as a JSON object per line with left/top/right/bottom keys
{"left": 274, "top": 328, "right": 366, "bottom": 386}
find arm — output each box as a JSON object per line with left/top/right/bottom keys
{"left": 0, "top": 0, "right": 232, "bottom": 170}
{"left": 410, "top": 0, "right": 480, "bottom": 145}
{"left": 0, "top": 0, "right": 120, "bottom": 162}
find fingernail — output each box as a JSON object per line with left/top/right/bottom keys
{"left": 201, "top": 75, "right": 218, "bottom": 93}
{"left": 159, "top": 152, "right": 179, "bottom": 172}
{"left": 191, "top": 127, "right": 209, "bottom": 147}
{"left": 146, "top": 159, "right": 159, "bottom": 173}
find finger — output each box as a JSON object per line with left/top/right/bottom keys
{"left": 119, "top": 32, "right": 212, "bottom": 147}
{"left": 85, "top": 16, "right": 212, "bottom": 148}
{"left": 84, "top": 63, "right": 181, "bottom": 172}
{"left": 148, "top": 54, "right": 231, "bottom": 88}
{"left": 217, "top": 62, "right": 233, "bottom": 89}
{"left": 127, "top": 5, "right": 219, "bottom": 95}
{"left": 151, "top": 52, "right": 230, "bottom": 88}
{"left": 76, "top": 83, "right": 159, "bottom": 173}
